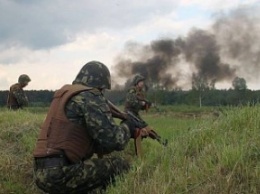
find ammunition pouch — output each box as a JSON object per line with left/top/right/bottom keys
{"left": 34, "top": 155, "right": 71, "bottom": 169}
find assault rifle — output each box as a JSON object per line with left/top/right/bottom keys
{"left": 108, "top": 100, "right": 168, "bottom": 157}
{"left": 126, "top": 111, "right": 168, "bottom": 145}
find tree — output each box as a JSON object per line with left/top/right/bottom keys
{"left": 232, "top": 77, "right": 247, "bottom": 90}
{"left": 191, "top": 74, "right": 215, "bottom": 107}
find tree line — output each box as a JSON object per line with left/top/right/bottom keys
{"left": 0, "top": 88, "right": 259, "bottom": 107}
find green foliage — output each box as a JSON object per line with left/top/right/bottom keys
{"left": 232, "top": 77, "right": 247, "bottom": 90}
{"left": 1, "top": 106, "right": 260, "bottom": 193}
{"left": 1, "top": 88, "right": 260, "bottom": 107}
{"left": 108, "top": 105, "right": 260, "bottom": 193}
{"left": 0, "top": 108, "right": 44, "bottom": 194}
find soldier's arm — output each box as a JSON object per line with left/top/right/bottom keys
{"left": 83, "top": 93, "right": 131, "bottom": 153}
{"left": 126, "top": 89, "right": 143, "bottom": 109}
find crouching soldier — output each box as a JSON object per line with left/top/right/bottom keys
{"left": 33, "top": 61, "right": 142, "bottom": 194}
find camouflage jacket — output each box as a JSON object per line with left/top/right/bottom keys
{"left": 124, "top": 86, "right": 147, "bottom": 116}
{"left": 7, "top": 83, "right": 29, "bottom": 109}
{"left": 65, "top": 88, "right": 131, "bottom": 154}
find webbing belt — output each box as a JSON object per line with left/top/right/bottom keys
{"left": 35, "top": 155, "right": 70, "bottom": 169}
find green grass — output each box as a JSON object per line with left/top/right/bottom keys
{"left": 0, "top": 108, "right": 45, "bottom": 194}
{"left": 1, "top": 105, "right": 260, "bottom": 193}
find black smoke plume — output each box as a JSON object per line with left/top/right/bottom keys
{"left": 112, "top": 6, "right": 259, "bottom": 90}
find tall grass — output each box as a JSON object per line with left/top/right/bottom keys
{"left": 107, "top": 105, "right": 260, "bottom": 194}
{"left": 0, "top": 108, "right": 45, "bottom": 194}
{"left": 1, "top": 105, "right": 260, "bottom": 193}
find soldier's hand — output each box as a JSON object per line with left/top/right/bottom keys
{"left": 140, "top": 128, "right": 149, "bottom": 137}
{"left": 141, "top": 101, "right": 146, "bottom": 106}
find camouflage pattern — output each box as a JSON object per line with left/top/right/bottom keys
{"left": 132, "top": 74, "right": 145, "bottom": 86}
{"left": 34, "top": 62, "right": 132, "bottom": 193}
{"left": 125, "top": 74, "right": 149, "bottom": 118}
{"left": 18, "top": 74, "right": 31, "bottom": 84}
{"left": 7, "top": 83, "right": 29, "bottom": 110}
{"left": 125, "top": 86, "right": 147, "bottom": 119}
{"left": 35, "top": 156, "right": 130, "bottom": 194}
{"left": 65, "top": 88, "right": 131, "bottom": 153}
{"left": 73, "top": 61, "right": 111, "bottom": 89}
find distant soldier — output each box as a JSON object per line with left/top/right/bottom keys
{"left": 124, "top": 74, "right": 153, "bottom": 142}
{"left": 124, "top": 74, "right": 151, "bottom": 120}
{"left": 124, "top": 74, "right": 167, "bottom": 151}
{"left": 7, "top": 74, "right": 31, "bottom": 110}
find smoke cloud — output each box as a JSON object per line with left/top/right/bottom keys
{"left": 112, "top": 6, "right": 260, "bottom": 90}
{"left": 213, "top": 7, "right": 260, "bottom": 79}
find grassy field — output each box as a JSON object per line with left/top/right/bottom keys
{"left": 0, "top": 105, "right": 260, "bottom": 194}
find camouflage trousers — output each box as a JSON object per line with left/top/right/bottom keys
{"left": 34, "top": 156, "right": 130, "bottom": 194}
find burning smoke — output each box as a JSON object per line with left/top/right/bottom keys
{"left": 213, "top": 7, "right": 260, "bottom": 79}
{"left": 112, "top": 6, "right": 260, "bottom": 90}
{"left": 183, "top": 29, "right": 236, "bottom": 88}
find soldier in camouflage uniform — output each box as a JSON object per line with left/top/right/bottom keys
{"left": 33, "top": 61, "right": 139, "bottom": 194}
{"left": 7, "top": 74, "right": 31, "bottom": 110}
{"left": 124, "top": 74, "right": 151, "bottom": 122}
{"left": 124, "top": 75, "right": 167, "bottom": 149}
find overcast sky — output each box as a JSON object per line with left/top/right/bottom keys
{"left": 0, "top": 0, "right": 259, "bottom": 90}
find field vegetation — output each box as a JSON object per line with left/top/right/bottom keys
{"left": 0, "top": 105, "right": 260, "bottom": 193}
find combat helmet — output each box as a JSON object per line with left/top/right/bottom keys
{"left": 18, "top": 74, "right": 31, "bottom": 84}
{"left": 133, "top": 74, "right": 145, "bottom": 86}
{"left": 73, "top": 61, "right": 111, "bottom": 89}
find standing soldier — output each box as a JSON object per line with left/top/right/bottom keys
{"left": 124, "top": 74, "right": 153, "bottom": 148}
{"left": 33, "top": 61, "right": 141, "bottom": 194}
{"left": 124, "top": 74, "right": 167, "bottom": 155}
{"left": 7, "top": 74, "right": 31, "bottom": 110}
{"left": 124, "top": 74, "right": 151, "bottom": 121}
